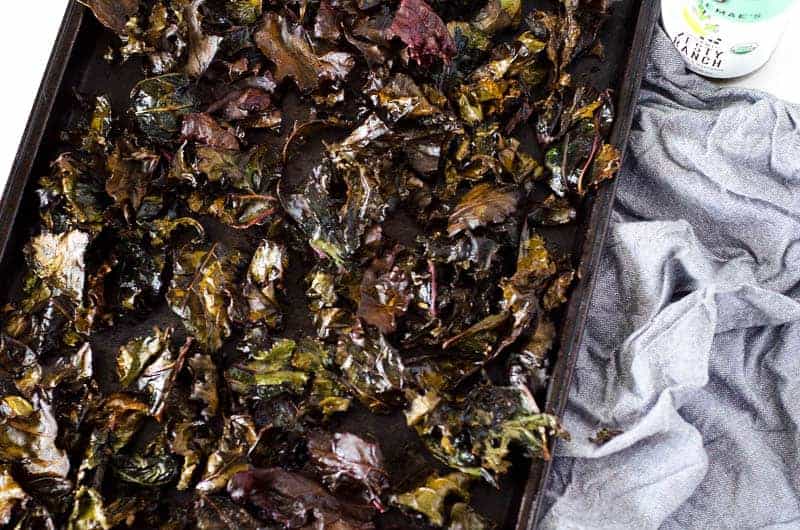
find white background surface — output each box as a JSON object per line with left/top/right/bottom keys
{"left": 1, "top": 1, "right": 71, "bottom": 191}
{"left": 0, "top": 2, "right": 797, "bottom": 194}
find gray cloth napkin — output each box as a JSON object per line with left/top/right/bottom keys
{"left": 538, "top": 26, "right": 800, "bottom": 529}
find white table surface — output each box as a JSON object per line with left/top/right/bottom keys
{"left": 1, "top": 2, "right": 71, "bottom": 192}
{"left": 711, "top": 1, "right": 800, "bottom": 103}
{"left": 0, "top": 2, "right": 798, "bottom": 193}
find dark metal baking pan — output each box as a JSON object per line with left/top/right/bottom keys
{"left": 518, "top": 1, "right": 661, "bottom": 527}
{"left": 0, "top": 1, "right": 659, "bottom": 528}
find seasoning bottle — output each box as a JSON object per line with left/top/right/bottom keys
{"left": 661, "top": 0, "right": 796, "bottom": 79}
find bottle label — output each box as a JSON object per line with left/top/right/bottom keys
{"left": 662, "top": 0, "right": 794, "bottom": 78}
{"left": 698, "top": 0, "right": 794, "bottom": 23}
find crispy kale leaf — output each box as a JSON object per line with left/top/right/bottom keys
{"left": 357, "top": 251, "right": 412, "bottom": 334}
{"left": 447, "top": 184, "right": 519, "bottom": 237}
{"left": 392, "top": 472, "right": 471, "bottom": 527}
{"left": 26, "top": 230, "right": 89, "bottom": 303}
{"left": 335, "top": 325, "right": 405, "bottom": 413}
{"left": 187, "top": 353, "right": 220, "bottom": 420}
{"left": 407, "top": 386, "right": 566, "bottom": 485}
{"left": 0, "top": 465, "right": 28, "bottom": 526}
{"left": 132, "top": 74, "right": 198, "bottom": 143}
{"left": 228, "top": 468, "right": 376, "bottom": 529}
{"left": 388, "top": 0, "right": 456, "bottom": 65}
{"left": 78, "top": 0, "right": 139, "bottom": 33}
{"left": 225, "top": 0, "right": 263, "bottom": 25}
{"left": 226, "top": 338, "right": 308, "bottom": 401}
{"left": 184, "top": 0, "right": 223, "bottom": 78}
{"left": 307, "top": 431, "right": 389, "bottom": 509}
{"left": 196, "top": 415, "right": 258, "bottom": 493}
{"left": 167, "top": 243, "right": 242, "bottom": 352}
{"left": 227, "top": 336, "right": 351, "bottom": 417}
{"left": 116, "top": 326, "right": 172, "bottom": 387}
{"left": 240, "top": 239, "right": 286, "bottom": 328}
{"left": 195, "top": 494, "right": 267, "bottom": 529}
{"left": 0, "top": 394, "right": 70, "bottom": 480}
{"left": 181, "top": 113, "right": 240, "bottom": 150}
{"left": 448, "top": 502, "right": 492, "bottom": 530}
{"left": 255, "top": 13, "right": 354, "bottom": 93}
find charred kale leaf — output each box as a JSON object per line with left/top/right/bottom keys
{"left": 167, "top": 243, "right": 243, "bottom": 352}
{"left": 132, "top": 74, "right": 198, "bottom": 143}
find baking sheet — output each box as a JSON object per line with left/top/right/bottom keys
{"left": 0, "top": 1, "right": 659, "bottom": 528}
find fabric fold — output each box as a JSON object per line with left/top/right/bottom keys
{"left": 540, "top": 26, "right": 800, "bottom": 530}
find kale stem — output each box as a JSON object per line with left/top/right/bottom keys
{"left": 577, "top": 132, "right": 601, "bottom": 196}
{"left": 180, "top": 242, "right": 219, "bottom": 312}
{"left": 427, "top": 259, "right": 438, "bottom": 318}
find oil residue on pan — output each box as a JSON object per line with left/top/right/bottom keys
{"left": 0, "top": 1, "right": 657, "bottom": 528}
